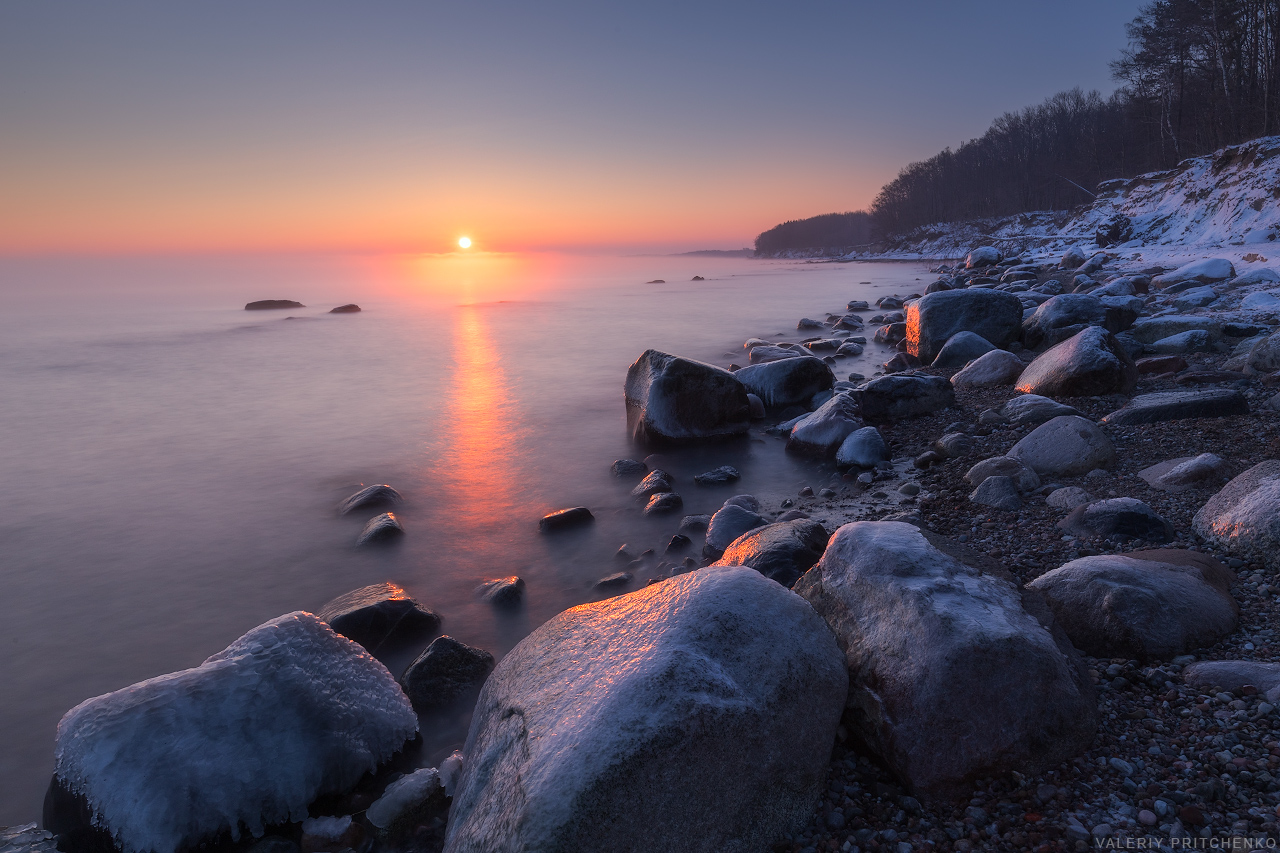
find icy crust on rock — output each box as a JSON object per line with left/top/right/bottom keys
{"left": 54, "top": 611, "right": 418, "bottom": 853}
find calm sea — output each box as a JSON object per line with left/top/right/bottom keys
{"left": 0, "top": 251, "right": 930, "bottom": 823}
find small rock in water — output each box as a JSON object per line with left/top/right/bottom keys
{"left": 399, "top": 636, "right": 495, "bottom": 713}
{"left": 317, "top": 582, "right": 441, "bottom": 655}
{"left": 665, "top": 533, "right": 692, "bottom": 553}
{"left": 479, "top": 576, "right": 525, "bottom": 607}
{"left": 630, "top": 469, "right": 674, "bottom": 500}
{"left": 677, "top": 514, "right": 711, "bottom": 533}
{"left": 693, "top": 466, "right": 740, "bottom": 485}
{"left": 245, "top": 299, "right": 305, "bottom": 310}
{"left": 356, "top": 512, "right": 404, "bottom": 546}
{"left": 611, "top": 459, "right": 648, "bottom": 478}
{"left": 539, "top": 507, "right": 593, "bottom": 532}
{"left": 644, "top": 492, "right": 684, "bottom": 515}
{"left": 338, "top": 484, "right": 403, "bottom": 515}
{"left": 594, "top": 572, "right": 634, "bottom": 590}
{"left": 329, "top": 304, "right": 361, "bottom": 313}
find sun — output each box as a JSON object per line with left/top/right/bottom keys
{"left": 458, "top": 236, "right": 472, "bottom": 249}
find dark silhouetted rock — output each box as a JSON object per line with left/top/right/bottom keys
{"left": 611, "top": 459, "right": 648, "bottom": 478}
{"left": 1057, "top": 498, "right": 1174, "bottom": 542}
{"left": 594, "top": 571, "right": 633, "bottom": 589}
{"left": 338, "top": 484, "right": 403, "bottom": 515}
{"left": 712, "top": 518, "right": 828, "bottom": 587}
{"left": 318, "top": 581, "right": 441, "bottom": 655}
{"left": 245, "top": 300, "right": 305, "bottom": 310}
{"left": 329, "top": 304, "right": 361, "bottom": 313}
{"left": 400, "top": 636, "right": 495, "bottom": 713}
{"left": 479, "top": 576, "right": 525, "bottom": 607}
{"left": 624, "top": 350, "right": 750, "bottom": 444}
{"left": 630, "top": 469, "right": 674, "bottom": 500}
{"left": 539, "top": 507, "right": 594, "bottom": 532}
{"left": 1015, "top": 327, "right": 1137, "bottom": 398}
{"left": 356, "top": 513, "right": 405, "bottom": 546}
{"left": 643, "top": 492, "right": 684, "bottom": 515}
{"left": 859, "top": 374, "right": 955, "bottom": 424}
{"left": 1009, "top": 415, "right": 1116, "bottom": 477}
{"left": 694, "top": 466, "right": 740, "bottom": 485}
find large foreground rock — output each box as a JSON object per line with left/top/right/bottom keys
{"left": 1009, "top": 415, "right": 1116, "bottom": 477}
{"left": 858, "top": 374, "right": 955, "bottom": 424}
{"left": 904, "top": 290, "right": 1023, "bottom": 364}
{"left": 712, "top": 519, "right": 829, "bottom": 588}
{"left": 1027, "top": 551, "right": 1237, "bottom": 661}
{"left": 1192, "top": 460, "right": 1280, "bottom": 570}
{"left": 1100, "top": 390, "right": 1249, "bottom": 426}
{"left": 1015, "top": 326, "right": 1137, "bottom": 398}
{"left": 732, "top": 356, "right": 834, "bottom": 410}
{"left": 50, "top": 612, "right": 417, "bottom": 853}
{"left": 793, "top": 522, "right": 1096, "bottom": 799}
{"left": 443, "top": 567, "right": 848, "bottom": 853}
{"left": 624, "top": 350, "right": 750, "bottom": 444}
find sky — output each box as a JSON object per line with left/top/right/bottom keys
{"left": 0, "top": 1, "right": 1147, "bottom": 254}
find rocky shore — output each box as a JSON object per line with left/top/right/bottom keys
{"left": 13, "top": 245, "right": 1280, "bottom": 853}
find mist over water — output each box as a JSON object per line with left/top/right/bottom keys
{"left": 0, "top": 251, "right": 930, "bottom": 823}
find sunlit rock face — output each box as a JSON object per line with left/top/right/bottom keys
{"left": 443, "top": 567, "right": 848, "bottom": 853}
{"left": 1193, "top": 460, "right": 1280, "bottom": 570}
{"left": 624, "top": 350, "right": 751, "bottom": 445}
{"left": 904, "top": 290, "right": 1023, "bottom": 364}
{"left": 49, "top": 612, "right": 417, "bottom": 853}
{"left": 794, "top": 522, "right": 1096, "bottom": 800}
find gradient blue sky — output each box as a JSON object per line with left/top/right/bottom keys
{"left": 0, "top": 1, "right": 1145, "bottom": 253}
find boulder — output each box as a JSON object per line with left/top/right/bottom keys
{"left": 1228, "top": 267, "right": 1280, "bottom": 287}
{"left": 1172, "top": 286, "right": 1219, "bottom": 312}
{"left": 746, "top": 393, "right": 766, "bottom": 419}
{"left": 245, "top": 300, "right": 305, "bottom": 310}
{"left": 479, "top": 577, "right": 525, "bottom": 607}
{"left": 904, "top": 290, "right": 1023, "bottom": 364}
{"left": 624, "top": 350, "right": 750, "bottom": 444}
{"left": 318, "top": 582, "right": 441, "bottom": 655}
{"left": 747, "top": 345, "right": 804, "bottom": 364}
{"left": 400, "top": 636, "right": 496, "bottom": 713}
{"left": 1058, "top": 498, "right": 1174, "bottom": 542}
{"left": 356, "top": 513, "right": 405, "bottom": 546}
{"left": 1021, "top": 294, "right": 1109, "bottom": 349}
{"left": 712, "top": 519, "right": 829, "bottom": 587}
{"left": 1015, "top": 327, "right": 1137, "bottom": 398}
{"left": 793, "top": 522, "right": 1096, "bottom": 798}
{"left": 539, "top": 507, "right": 593, "bottom": 532}
{"left": 1027, "top": 552, "right": 1237, "bottom": 661}
{"left": 858, "top": 374, "right": 955, "bottom": 424}
{"left": 964, "top": 456, "right": 1041, "bottom": 494}
{"left": 1246, "top": 330, "right": 1280, "bottom": 373}
{"left": 733, "top": 357, "right": 834, "bottom": 409}
{"left": 1149, "top": 330, "right": 1212, "bottom": 354}
{"left": 1241, "top": 291, "right": 1280, "bottom": 311}
{"left": 969, "top": 476, "right": 1021, "bottom": 511}
{"left": 443, "top": 567, "right": 848, "bottom": 853}
{"left": 1152, "top": 258, "right": 1236, "bottom": 289}
{"left": 1135, "top": 355, "right": 1188, "bottom": 375}
{"left": 329, "top": 304, "right": 361, "bottom": 314}
{"left": 1009, "top": 416, "right": 1116, "bottom": 477}
{"left": 693, "top": 466, "right": 740, "bottom": 485}
{"left": 611, "top": 459, "right": 647, "bottom": 478}
{"left": 1060, "top": 245, "right": 1087, "bottom": 269}
{"left": 338, "top": 484, "right": 402, "bottom": 515}
{"left": 1138, "top": 454, "right": 1230, "bottom": 493}
{"left": 1183, "top": 661, "right": 1280, "bottom": 703}
{"left": 931, "top": 332, "right": 995, "bottom": 368}
{"left": 1192, "top": 460, "right": 1280, "bottom": 570}
{"left": 788, "top": 393, "right": 862, "bottom": 457}
{"left": 1046, "top": 487, "right": 1092, "bottom": 509}
{"left": 643, "top": 492, "right": 684, "bottom": 515}
{"left": 1099, "top": 390, "right": 1249, "bottom": 426}
{"left": 836, "top": 426, "right": 889, "bottom": 469}
{"left": 630, "top": 469, "right": 674, "bottom": 500}
{"left": 999, "top": 394, "right": 1082, "bottom": 425}
{"left": 933, "top": 432, "right": 975, "bottom": 459}
{"left": 951, "top": 350, "right": 1025, "bottom": 387}
{"left": 723, "top": 494, "right": 761, "bottom": 512}
{"left": 835, "top": 341, "right": 864, "bottom": 357}
{"left": 704, "top": 504, "right": 766, "bottom": 557}
{"left": 965, "top": 246, "right": 1002, "bottom": 268}
{"left": 49, "top": 613, "right": 417, "bottom": 853}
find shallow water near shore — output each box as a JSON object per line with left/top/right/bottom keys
{"left": 0, "top": 251, "right": 930, "bottom": 823}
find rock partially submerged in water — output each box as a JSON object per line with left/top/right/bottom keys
{"left": 732, "top": 356, "right": 834, "bottom": 409}
{"left": 793, "top": 522, "right": 1097, "bottom": 799}
{"left": 356, "top": 512, "right": 404, "bottom": 546}
{"left": 49, "top": 612, "right": 417, "bottom": 853}
{"left": 624, "top": 350, "right": 750, "bottom": 444}
{"left": 703, "top": 503, "right": 766, "bottom": 557}
{"left": 443, "top": 567, "right": 847, "bottom": 853}
{"left": 478, "top": 577, "right": 525, "bottom": 607}
{"left": 712, "top": 518, "right": 829, "bottom": 588}
{"left": 318, "top": 582, "right": 441, "bottom": 655}
{"left": 399, "top": 636, "right": 495, "bottom": 713}
{"left": 538, "top": 506, "right": 594, "bottom": 532}
{"left": 693, "top": 465, "right": 740, "bottom": 485}
{"left": 787, "top": 392, "right": 862, "bottom": 457}
{"left": 245, "top": 300, "right": 305, "bottom": 310}
{"left": 329, "top": 304, "right": 361, "bottom": 313}
{"left": 338, "top": 484, "right": 402, "bottom": 515}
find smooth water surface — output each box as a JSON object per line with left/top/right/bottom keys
{"left": 0, "top": 251, "right": 930, "bottom": 823}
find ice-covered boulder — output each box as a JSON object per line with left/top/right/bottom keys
{"left": 1152, "top": 258, "right": 1235, "bottom": 289}
{"left": 1192, "top": 460, "right": 1280, "bottom": 570}
{"left": 732, "top": 356, "right": 834, "bottom": 410}
{"left": 787, "top": 392, "right": 862, "bottom": 457}
{"left": 950, "top": 349, "right": 1025, "bottom": 387}
{"left": 858, "top": 374, "right": 955, "bottom": 424}
{"left": 50, "top": 612, "right": 417, "bottom": 853}
{"left": 318, "top": 582, "right": 441, "bottom": 656}
{"left": 904, "top": 290, "right": 1023, "bottom": 364}
{"left": 1009, "top": 415, "right": 1116, "bottom": 477}
{"left": 1027, "top": 551, "right": 1237, "bottom": 661}
{"left": 443, "top": 567, "right": 848, "bottom": 853}
{"left": 1015, "top": 326, "right": 1137, "bottom": 398}
{"left": 1060, "top": 245, "right": 1087, "bottom": 269}
{"left": 930, "top": 331, "right": 995, "bottom": 368}
{"left": 793, "top": 522, "right": 1096, "bottom": 798}
{"left": 624, "top": 350, "right": 750, "bottom": 444}
{"left": 711, "top": 518, "right": 829, "bottom": 588}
